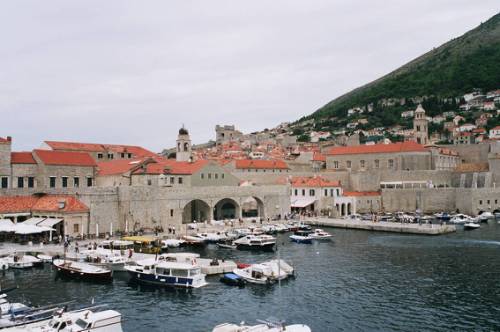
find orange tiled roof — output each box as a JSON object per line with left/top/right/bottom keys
{"left": 326, "top": 141, "right": 426, "bottom": 156}
{"left": 291, "top": 176, "right": 340, "bottom": 188}
{"left": 312, "top": 152, "right": 326, "bottom": 162}
{"left": 34, "top": 150, "right": 96, "bottom": 167}
{"left": 0, "top": 195, "right": 88, "bottom": 214}
{"left": 11, "top": 152, "right": 36, "bottom": 164}
{"left": 235, "top": 159, "right": 289, "bottom": 170}
{"left": 44, "top": 141, "right": 156, "bottom": 158}
{"left": 97, "top": 158, "right": 147, "bottom": 176}
{"left": 0, "top": 137, "right": 11, "bottom": 144}
{"left": 343, "top": 191, "right": 381, "bottom": 197}
{"left": 132, "top": 159, "right": 209, "bottom": 175}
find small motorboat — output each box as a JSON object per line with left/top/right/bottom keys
{"left": 4, "top": 254, "right": 43, "bottom": 269}
{"left": 233, "top": 235, "right": 276, "bottom": 251}
{"left": 434, "top": 212, "right": 451, "bottom": 221}
{"left": 220, "top": 273, "right": 245, "bottom": 287}
{"left": 212, "top": 319, "right": 311, "bottom": 332}
{"left": 182, "top": 234, "right": 207, "bottom": 246}
{"left": 161, "top": 238, "right": 186, "bottom": 249}
{"left": 289, "top": 230, "right": 313, "bottom": 244}
{"left": 477, "top": 211, "right": 494, "bottom": 222}
{"left": 262, "top": 225, "right": 278, "bottom": 235}
{"left": 53, "top": 259, "right": 113, "bottom": 281}
{"left": 36, "top": 254, "right": 53, "bottom": 263}
{"left": 463, "top": 222, "right": 480, "bottom": 230}
{"left": 450, "top": 214, "right": 474, "bottom": 224}
{"left": 233, "top": 228, "right": 252, "bottom": 237}
{"left": 84, "top": 252, "right": 128, "bottom": 272}
{"left": 308, "top": 229, "right": 332, "bottom": 240}
{"left": 232, "top": 264, "right": 276, "bottom": 285}
{"left": 217, "top": 242, "right": 237, "bottom": 250}
{"left": 197, "top": 232, "right": 226, "bottom": 243}
{"left": 0, "top": 258, "right": 8, "bottom": 271}
{"left": 274, "top": 224, "right": 289, "bottom": 233}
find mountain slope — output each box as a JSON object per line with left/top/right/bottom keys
{"left": 311, "top": 12, "right": 500, "bottom": 120}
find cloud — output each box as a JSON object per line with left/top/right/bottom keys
{"left": 0, "top": 0, "right": 498, "bottom": 151}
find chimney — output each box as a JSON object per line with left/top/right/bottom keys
{"left": 6, "top": 136, "right": 11, "bottom": 142}
{"left": 58, "top": 200, "right": 66, "bottom": 209}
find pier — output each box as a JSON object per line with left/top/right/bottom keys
{"left": 305, "top": 218, "right": 456, "bottom": 235}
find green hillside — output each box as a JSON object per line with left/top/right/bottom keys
{"left": 310, "top": 12, "right": 500, "bottom": 121}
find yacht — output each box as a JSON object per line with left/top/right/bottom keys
{"left": 182, "top": 234, "right": 206, "bottom": 246}
{"left": 161, "top": 238, "right": 186, "bottom": 249}
{"left": 213, "top": 319, "right": 311, "bottom": 332}
{"left": 477, "top": 211, "right": 494, "bottom": 222}
{"left": 463, "top": 222, "right": 481, "bottom": 230}
{"left": 197, "top": 232, "right": 226, "bottom": 243}
{"left": 308, "top": 228, "right": 333, "bottom": 240}
{"left": 53, "top": 259, "right": 113, "bottom": 281}
{"left": 4, "top": 254, "right": 42, "bottom": 269}
{"left": 450, "top": 214, "right": 474, "bottom": 224}
{"left": 125, "top": 260, "right": 207, "bottom": 288}
{"left": 233, "top": 235, "right": 276, "bottom": 251}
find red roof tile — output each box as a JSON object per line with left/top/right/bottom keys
{"left": 326, "top": 141, "right": 426, "bottom": 156}
{"left": 0, "top": 137, "right": 10, "bottom": 144}
{"left": 343, "top": 191, "right": 381, "bottom": 197}
{"left": 235, "top": 159, "right": 289, "bottom": 170}
{"left": 97, "top": 158, "right": 149, "bottom": 176}
{"left": 291, "top": 176, "right": 341, "bottom": 188}
{"left": 0, "top": 195, "right": 88, "bottom": 214}
{"left": 11, "top": 152, "right": 36, "bottom": 164}
{"left": 132, "top": 159, "right": 209, "bottom": 175}
{"left": 44, "top": 141, "right": 157, "bottom": 158}
{"left": 34, "top": 150, "right": 96, "bottom": 167}
{"left": 312, "top": 152, "right": 326, "bottom": 162}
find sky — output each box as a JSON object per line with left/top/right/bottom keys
{"left": 1, "top": 1, "right": 498, "bottom": 152}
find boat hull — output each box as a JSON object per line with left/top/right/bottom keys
{"left": 235, "top": 243, "right": 275, "bottom": 251}
{"left": 127, "top": 270, "right": 205, "bottom": 288}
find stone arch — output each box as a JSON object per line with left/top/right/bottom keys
{"left": 213, "top": 198, "right": 240, "bottom": 220}
{"left": 184, "top": 142, "right": 189, "bottom": 151}
{"left": 347, "top": 203, "right": 352, "bottom": 215}
{"left": 241, "top": 196, "right": 265, "bottom": 219}
{"left": 182, "top": 199, "right": 211, "bottom": 224}
{"left": 341, "top": 203, "right": 346, "bottom": 216}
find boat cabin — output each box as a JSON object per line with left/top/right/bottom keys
{"left": 122, "top": 236, "right": 161, "bottom": 254}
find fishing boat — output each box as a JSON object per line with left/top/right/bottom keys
{"left": 220, "top": 273, "right": 245, "bottom": 287}
{"left": 53, "top": 259, "right": 113, "bottom": 281}
{"left": 308, "top": 228, "right": 333, "bottom": 240}
{"left": 212, "top": 319, "right": 311, "bottom": 332}
{"left": 125, "top": 259, "right": 207, "bottom": 288}
{"left": 4, "top": 254, "right": 43, "bottom": 269}
{"left": 289, "top": 230, "right": 313, "bottom": 244}
{"left": 463, "top": 222, "right": 480, "bottom": 230}
{"left": 84, "top": 252, "right": 128, "bottom": 272}
{"left": 233, "top": 235, "right": 276, "bottom": 251}
{"left": 2, "top": 308, "right": 124, "bottom": 332}
{"left": 232, "top": 260, "right": 292, "bottom": 285}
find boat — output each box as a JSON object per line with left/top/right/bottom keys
{"left": 262, "top": 225, "right": 278, "bottom": 234}
{"left": 36, "top": 254, "right": 53, "bottom": 263}
{"left": 161, "top": 238, "right": 185, "bottom": 249}
{"left": 2, "top": 308, "right": 124, "bottom": 332}
{"left": 477, "top": 211, "right": 494, "bottom": 222}
{"left": 212, "top": 320, "right": 311, "bottom": 332}
{"left": 125, "top": 259, "right": 207, "bottom": 288}
{"left": 220, "top": 273, "right": 245, "bottom": 287}
{"left": 233, "top": 235, "right": 276, "bottom": 251}
{"left": 217, "top": 242, "right": 237, "bottom": 250}
{"left": 232, "top": 260, "right": 292, "bottom": 285}
{"left": 274, "top": 224, "right": 289, "bottom": 233}
{"left": 233, "top": 228, "right": 252, "bottom": 237}
{"left": 463, "top": 222, "right": 481, "bottom": 230}
{"left": 450, "top": 214, "right": 474, "bottom": 224}
{"left": 182, "top": 234, "right": 207, "bottom": 246}
{"left": 121, "top": 236, "right": 162, "bottom": 254}
{"left": 4, "top": 254, "right": 43, "bottom": 269}
{"left": 53, "top": 259, "right": 113, "bottom": 281}
{"left": 434, "top": 212, "right": 451, "bottom": 221}
{"left": 261, "top": 259, "right": 294, "bottom": 280}
{"left": 308, "top": 228, "right": 333, "bottom": 240}
{"left": 84, "top": 252, "right": 129, "bottom": 272}
{"left": 197, "top": 232, "right": 226, "bottom": 243}
{"left": 0, "top": 258, "right": 8, "bottom": 270}
{"left": 289, "top": 230, "right": 313, "bottom": 244}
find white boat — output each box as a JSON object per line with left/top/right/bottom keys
{"left": 197, "top": 232, "right": 226, "bottom": 243}
{"left": 234, "top": 235, "right": 276, "bottom": 251}
{"left": 261, "top": 259, "right": 294, "bottom": 280}
{"left": 477, "top": 211, "right": 494, "bottom": 221}
{"left": 161, "top": 239, "right": 185, "bottom": 248}
{"left": 262, "top": 225, "right": 278, "bottom": 234}
{"left": 463, "top": 222, "right": 480, "bottom": 230}
{"left": 3, "top": 308, "right": 124, "bottom": 332}
{"left": 84, "top": 252, "right": 129, "bottom": 272}
{"left": 125, "top": 259, "right": 207, "bottom": 288}
{"left": 450, "top": 214, "right": 474, "bottom": 224}
{"left": 36, "top": 254, "right": 53, "bottom": 263}
{"left": 274, "top": 224, "right": 289, "bottom": 233}
{"left": 0, "top": 258, "right": 9, "bottom": 270}
{"left": 53, "top": 259, "right": 113, "bottom": 281}
{"left": 233, "top": 228, "right": 252, "bottom": 237}
{"left": 232, "top": 264, "right": 277, "bottom": 285}
{"left": 213, "top": 319, "right": 311, "bottom": 332}
{"left": 182, "top": 234, "right": 206, "bottom": 245}
{"left": 4, "top": 254, "right": 42, "bottom": 269}
{"left": 308, "top": 228, "right": 333, "bottom": 240}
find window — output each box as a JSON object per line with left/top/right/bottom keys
{"left": 121, "top": 153, "right": 125, "bottom": 158}
{"left": 147, "top": 179, "right": 152, "bottom": 186}
{"left": 17, "top": 177, "right": 24, "bottom": 188}
{"left": 222, "top": 174, "right": 225, "bottom": 179}
{"left": 215, "top": 174, "right": 218, "bottom": 179}
{"left": 336, "top": 189, "right": 340, "bottom": 196}
{"left": 178, "top": 177, "right": 183, "bottom": 184}
{"left": 107, "top": 153, "right": 114, "bottom": 159}
{"left": 62, "top": 176, "right": 68, "bottom": 188}
{"left": 388, "top": 159, "right": 394, "bottom": 168}
{"left": 302, "top": 189, "right": 306, "bottom": 196}
{"left": 374, "top": 160, "right": 380, "bottom": 168}
{"left": 170, "top": 177, "right": 174, "bottom": 184}
{"left": 1, "top": 177, "right": 8, "bottom": 188}
{"left": 201, "top": 173, "right": 204, "bottom": 179}
{"left": 128, "top": 153, "right": 132, "bottom": 158}
{"left": 170, "top": 209, "right": 174, "bottom": 217}
{"left": 74, "top": 177, "right": 80, "bottom": 188}
{"left": 294, "top": 189, "right": 298, "bottom": 196}
{"left": 487, "top": 200, "right": 490, "bottom": 205}
{"left": 479, "top": 200, "right": 482, "bottom": 205}
{"left": 309, "top": 189, "right": 315, "bottom": 196}
{"left": 360, "top": 160, "right": 365, "bottom": 168}
{"left": 208, "top": 173, "right": 212, "bottom": 179}
{"left": 346, "top": 160, "right": 352, "bottom": 168}
{"left": 330, "top": 189, "right": 334, "bottom": 196}
{"left": 97, "top": 153, "right": 103, "bottom": 159}
{"left": 28, "top": 177, "right": 34, "bottom": 188}
{"left": 73, "top": 224, "right": 79, "bottom": 233}
{"left": 86, "top": 177, "right": 93, "bottom": 187}
{"left": 49, "top": 177, "right": 56, "bottom": 188}
{"left": 333, "top": 161, "right": 339, "bottom": 169}
{"left": 324, "top": 189, "right": 328, "bottom": 196}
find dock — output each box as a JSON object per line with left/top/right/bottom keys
{"left": 305, "top": 218, "right": 456, "bottom": 235}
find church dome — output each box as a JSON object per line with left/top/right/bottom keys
{"left": 179, "top": 127, "right": 189, "bottom": 135}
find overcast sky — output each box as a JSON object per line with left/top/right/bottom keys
{"left": 1, "top": 1, "right": 498, "bottom": 152}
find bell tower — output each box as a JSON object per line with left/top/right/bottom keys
{"left": 413, "top": 104, "right": 429, "bottom": 145}
{"left": 176, "top": 126, "right": 192, "bottom": 162}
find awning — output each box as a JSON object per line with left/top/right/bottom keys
{"left": 0, "top": 219, "right": 15, "bottom": 232}
{"left": 291, "top": 198, "right": 317, "bottom": 208}
{"left": 22, "top": 217, "right": 46, "bottom": 226}
{"left": 38, "top": 218, "right": 63, "bottom": 228}
{"left": 14, "top": 224, "right": 53, "bottom": 235}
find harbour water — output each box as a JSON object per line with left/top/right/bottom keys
{"left": 2, "top": 222, "right": 500, "bottom": 332}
